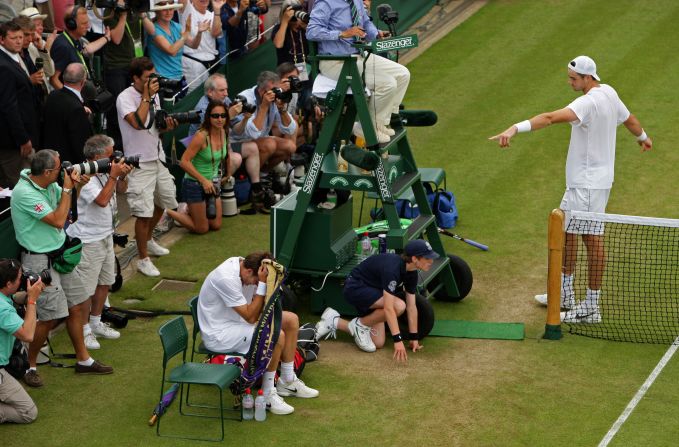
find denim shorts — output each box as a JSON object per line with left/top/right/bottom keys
{"left": 182, "top": 178, "right": 206, "bottom": 204}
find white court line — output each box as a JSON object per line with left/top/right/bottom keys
{"left": 598, "top": 336, "right": 679, "bottom": 447}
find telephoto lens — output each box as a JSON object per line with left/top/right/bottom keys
{"left": 205, "top": 177, "right": 221, "bottom": 219}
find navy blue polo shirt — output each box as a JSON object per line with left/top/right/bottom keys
{"left": 349, "top": 253, "right": 418, "bottom": 295}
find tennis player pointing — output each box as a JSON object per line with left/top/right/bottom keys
{"left": 490, "top": 56, "right": 652, "bottom": 323}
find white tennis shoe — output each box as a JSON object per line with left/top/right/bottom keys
{"left": 534, "top": 293, "right": 575, "bottom": 310}
{"left": 348, "top": 317, "right": 376, "bottom": 352}
{"left": 276, "top": 375, "right": 319, "bottom": 398}
{"left": 315, "top": 307, "right": 340, "bottom": 340}
{"left": 560, "top": 304, "right": 602, "bottom": 324}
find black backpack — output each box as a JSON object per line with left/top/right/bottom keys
{"left": 7, "top": 339, "right": 29, "bottom": 380}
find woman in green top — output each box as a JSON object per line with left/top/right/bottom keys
{"left": 167, "top": 101, "right": 231, "bottom": 233}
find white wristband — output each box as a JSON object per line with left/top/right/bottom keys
{"left": 637, "top": 129, "right": 648, "bottom": 142}
{"left": 514, "top": 120, "right": 531, "bottom": 133}
{"left": 256, "top": 281, "right": 267, "bottom": 296}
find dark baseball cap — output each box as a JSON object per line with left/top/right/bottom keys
{"left": 404, "top": 240, "right": 440, "bottom": 260}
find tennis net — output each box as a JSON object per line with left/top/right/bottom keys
{"left": 556, "top": 211, "right": 679, "bottom": 344}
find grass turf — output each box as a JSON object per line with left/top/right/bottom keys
{"left": 4, "top": 0, "right": 679, "bottom": 445}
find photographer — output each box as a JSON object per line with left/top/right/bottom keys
{"left": 10, "top": 150, "right": 114, "bottom": 388}
{"left": 231, "top": 71, "right": 297, "bottom": 210}
{"left": 221, "top": 0, "right": 269, "bottom": 60}
{"left": 166, "top": 101, "right": 227, "bottom": 234}
{"left": 67, "top": 135, "right": 132, "bottom": 350}
{"left": 0, "top": 258, "right": 42, "bottom": 424}
{"left": 43, "top": 63, "right": 94, "bottom": 164}
{"left": 116, "top": 57, "right": 178, "bottom": 277}
{"left": 272, "top": 0, "right": 310, "bottom": 70}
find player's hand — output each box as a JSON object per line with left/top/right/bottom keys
{"left": 409, "top": 339, "right": 423, "bottom": 352}
{"left": 638, "top": 136, "right": 652, "bottom": 152}
{"left": 489, "top": 125, "right": 518, "bottom": 148}
{"left": 393, "top": 341, "right": 408, "bottom": 363}
{"left": 257, "top": 264, "right": 268, "bottom": 282}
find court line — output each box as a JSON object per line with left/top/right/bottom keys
{"left": 598, "top": 336, "right": 679, "bottom": 447}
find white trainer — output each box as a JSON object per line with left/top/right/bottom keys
{"left": 560, "top": 304, "right": 602, "bottom": 324}
{"left": 315, "top": 307, "right": 340, "bottom": 340}
{"left": 137, "top": 257, "right": 160, "bottom": 277}
{"left": 276, "top": 375, "right": 319, "bottom": 398}
{"left": 91, "top": 321, "right": 120, "bottom": 340}
{"left": 84, "top": 332, "right": 100, "bottom": 350}
{"left": 266, "top": 388, "right": 294, "bottom": 415}
{"left": 534, "top": 293, "right": 575, "bottom": 310}
{"left": 147, "top": 239, "right": 170, "bottom": 256}
{"left": 348, "top": 318, "right": 376, "bottom": 352}
{"left": 377, "top": 125, "right": 395, "bottom": 136}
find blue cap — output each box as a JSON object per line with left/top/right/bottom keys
{"left": 404, "top": 240, "right": 440, "bottom": 260}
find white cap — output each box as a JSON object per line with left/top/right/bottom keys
{"left": 151, "top": 0, "right": 183, "bottom": 11}
{"left": 19, "top": 7, "right": 48, "bottom": 20}
{"left": 568, "top": 55, "right": 600, "bottom": 81}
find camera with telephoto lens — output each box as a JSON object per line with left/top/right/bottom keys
{"left": 61, "top": 151, "right": 140, "bottom": 176}
{"left": 155, "top": 109, "right": 202, "bottom": 130}
{"left": 288, "top": 4, "right": 310, "bottom": 23}
{"left": 234, "top": 95, "right": 257, "bottom": 114}
{"left": 205, "top": 177, "right": 221, "bottom": 220}
{"left": 271, "top": 87, "right": 293, "bottom": 103}
{"left": 19, "top": 269, "right": 52, "bottom": 292}
{"left": 112, "top": 232, "right": 129, "bottom": 248}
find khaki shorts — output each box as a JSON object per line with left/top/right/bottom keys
{"left": 20, "top": 252, "right": 89, "bottom": 321}
{"left": 75, "top": 235, "right": 116, "bottom": 297}
{"left": 561, "top": 188, "right": 610, "bottom": 236}
{"left": 126, "top": 160, "right": 178, "bottom": 218}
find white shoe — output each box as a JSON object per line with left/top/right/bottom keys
{"left": 147, "top": 239, "right": 170, "bottom": 256}
{"left": 560, "top": 304, "right": 602, "bottom": 324}
{"left": 352, "top": 122, "right": 365, "bottom": 139}
{"left": 534, "top": 293, "right": 575, "bottom": 310}
{"left": 348, "top": 318, "right": 376, "bottom": 352}
{"left": 315, "top": 307, "right": 340, "bottom": 340}
{"left": 276, "top": 375, "right": 319, "bottom": 398}
{"left": 84, "top": 332, "right": 100, "bottom": 350}
{"left": 137, "top": 257, "right": 160, "bottom": 277}
{"left": 266, "top": 389, "right": 294, "bottom": 415}
{"left": 91, "top": 321, "right": 120, "bottom": 340}
{"left": 353, "top": 122, "right": 390, "bottom": 144}
{"left": 378, "top": 125, "right": 395, "bottom": 136}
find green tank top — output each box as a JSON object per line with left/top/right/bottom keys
{"left": 185, "top": 131, "right": 227, "bottom": 181}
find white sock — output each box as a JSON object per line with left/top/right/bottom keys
{"left": 28, "top": 367, "right": 37, "bottom": 372}
{"left": 280, "top": 362, "right": 295, "bottom": 383}
{"left": 77, "top": 357, "right": 95, "bottom": 367}
{"left": 90, "top": 315, "right": 101, "bottom": 327}
{"left": 561, "top": 273, "right": 574, "bottom": 295}
{"left": 262, "top": 371, "right": 276, "bottom": 395}
{"left": 83, "top": 323, "right": 92, "bottom": 336}
{"left": 584, "top": 289, "right": 600, "bottom": 309}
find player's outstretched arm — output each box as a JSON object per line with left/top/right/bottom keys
{"left": 623, "top": 114, "right": 652, "bottom": 152}
{"left": 489, "top": 108, "right": 578, "bottom": 147}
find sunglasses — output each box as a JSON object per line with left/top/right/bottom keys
{"left": 210, "top": 113, "right": 228, "bottom": 119}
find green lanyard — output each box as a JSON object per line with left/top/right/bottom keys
{"left": 62, "top": 32, "right": 90, "bottom": 77}
{"left": 125, "top": 20, "right": 144, "bottom": 58}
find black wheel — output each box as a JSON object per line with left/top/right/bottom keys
{"left": 429, "top": 254, "right": 473, "bottom": 302}
{"left": 397, "top": 293, "right": 435, "bottom": 340}
{"left": 280, "top": 284, "right": 298, "bottom": 312}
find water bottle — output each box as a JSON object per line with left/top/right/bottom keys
{"left": 254, "top": 389, "right": 267, "bottom": 422}
{"left": 242, "top": 388, "right": 254, "bottom": 421}
{"left": 361, "top": 232, "right": 372, "bottom": 257}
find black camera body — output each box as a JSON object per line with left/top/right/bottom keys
{"left": 288, "top": 5, "right": 310, "bottom": 23}
{"left": 271, "top": 87, "right": 293, "bottom": 103}
{"left": 61, "top": 152, "right": 140, "bottom": 176}
{"left": 19, "top": 269, "right": 52, "bottom": 292}
{"left": 234, "top": 95, "right": 257, "bottom": 114}
{"left": 112, "top": 232, "right": 129, "bottom": 248}
{"left": 155, "top": 109, "right": 202, "bottom": 130}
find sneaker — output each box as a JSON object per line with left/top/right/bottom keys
{"left": 347, "top": 317, "right": 376, "bottom": 352}
{"left": 265, "top": 388, "right": 294, "bottom": 415}
{"left": 147, "top": 239, "right": 170, "bottom": 256}
{"left": 75, "top": 360, "right": 114, "bottom": 375}
{"left": 137, "top": 257, "right": 160, "bottom": 277}
{"left": 560, "top": 304, "right": 602, "bottom": 324}
{"left": 91, "top": 321, "right": 120, "bottom": 340}
{"left": 23, "top": 370, "right": 43, "bottom": 388}
{"left": 378, "top": 125, "right": 395, "bottom": 136}
{"left": 84, "top": 332, "right": 100, "bottom": 350}
{"left": 315, "top": 307, "right": 340, "bottom": 340}
{"left": 535, "top": 293, "right": 575, "bottom": 310}
{"left": 276, "top": 375, "right": 319, "bottom": 398}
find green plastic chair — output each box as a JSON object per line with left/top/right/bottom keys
{"left": 157, "top": 316, "right": 242, "bottom": 442}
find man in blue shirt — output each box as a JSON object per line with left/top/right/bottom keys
{"left": 315, "top": 240, "right": 436, "bottom": 363}
{"left": 306, "top": 0, "right": 410, "bottom": 143}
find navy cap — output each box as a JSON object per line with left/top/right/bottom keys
{"left": 404, "top": 240, "right": 440, "bottom": 260}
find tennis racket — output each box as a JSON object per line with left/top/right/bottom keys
{"left": 438, "top": 228, "right": 489, "bottom": 251}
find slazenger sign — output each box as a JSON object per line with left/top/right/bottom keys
{"left": 373, "top": 35, "right": 418, "bottom": 52}
{"left": 303, "top": 152, "right": 324, "bottom": 194}
{"left": 374, "top": 162, "right": 392, "bottom": 202}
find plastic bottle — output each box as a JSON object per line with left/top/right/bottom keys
{"left": 254, "top": 389, "right": 267, "bottom": 422}
{"left": 361, "top": 232, "right": 372, "bottom": 257}
{"left": 337, "top": 140, "right": 349, "bottom": 172}
{"left": 242, "top": 388, "right": 254, "bottom": 421}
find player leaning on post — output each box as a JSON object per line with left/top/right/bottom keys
{"left": 489, "top": 55, "right": 653, "bottom": 323}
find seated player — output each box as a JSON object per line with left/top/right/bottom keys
{"left": 316, "top": 240, "right": 436, "bottom": 363}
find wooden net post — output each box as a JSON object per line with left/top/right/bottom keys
{"left": 543, "top": 209, "right": 564, "bottom": 340}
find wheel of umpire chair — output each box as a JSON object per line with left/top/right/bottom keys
{"left": 429, "top": 254, "right": 473, "bottom": 302}
{"left": 280, "top": 284, "right": 298, "bottom": 313}
{"left": 397, "top": 293, "right": 434, "bottom": 340}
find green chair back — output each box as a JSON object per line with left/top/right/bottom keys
{"left": 159, "top": 316, "right": 189, "bottom": 368}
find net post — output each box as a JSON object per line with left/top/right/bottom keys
{"left": 543, "top": 209, "right": 564, "bottom": 340}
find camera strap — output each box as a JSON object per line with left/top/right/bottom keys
{"left": 134, "top": 97, "right": 156, "bottom": 130}
{"left": 62, "top": 32, "right": 91, "bottom": 78}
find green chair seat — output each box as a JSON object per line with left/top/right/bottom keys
{"left": 169, "top": 362, "right": 241, "bottom": 388}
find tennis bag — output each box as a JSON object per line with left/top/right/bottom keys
{"left": 430, "top": 188, "right": 458, "bottom": 229}
{"left": 51, "top": 236, "right": 83, "bottom": 274}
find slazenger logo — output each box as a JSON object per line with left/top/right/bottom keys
{"left": 374, "top": 163, "right": 391, "bottom": 201}
{"left": 302, "top": 152, "right": 324, "bottom": 194}
{"left": 329, "top": 176, "right": 350, "bottom": 187}
{"left": 354, "top": 178, "right": 373, "bottom": 189}
{"left": 388, "top": 166, "right": 398, "bottom": 183}
{"left": 375, "top": 36, "right": 413, "bottom": 51}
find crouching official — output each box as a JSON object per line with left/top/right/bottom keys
{"left": 0, "top": 259, "right": 41, "bottom": 424}
{"left": 197, "top": 251, "right": 318, "bottom": 415}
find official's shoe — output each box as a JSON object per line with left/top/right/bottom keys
{"left": 560, "top": 304, "right": 602, "bottom": 324}
{"left": 91, "top": 321, "right": 120, "bottom": 340}
{"left": 23, "top": 370, "right": 43, "bottom": 388}
{"left": 315, "top": 307, "right": 340, "bottom": 340}
{"left": 84, "top": 332, "right": 100, "bottom": 350}
{"left": 276, "top": 376, "right": 319, "bottom": 398}
{"left": 348, "top": 317, "right": 376, "bottom": 352}
{"left": 378, "top": 124, "right": 395, "bottom": 136}
{"left": 75, "top": 360, "right": 114, "bottom": 375}
{"left": 353, "top": 122, "right": 390, "bottom": 144}
{"left": 137, "top": 257, "right": 160, "bottom": 277}
{"left": 147, "top": 239, "right": 170, "bottom": 256}
{"left": 534, "top": 293, "right": 575, "bottom": 310}
{"left": 266, "top": 388, "right": 294, "bottom": 415}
